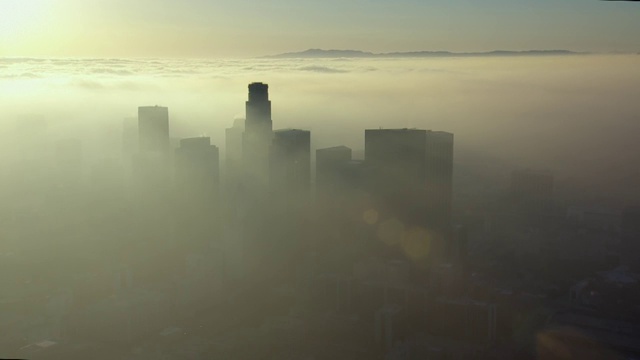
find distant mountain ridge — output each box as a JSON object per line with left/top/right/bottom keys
{"left": 265, "top": 48, "right": 585, "bottom": 59}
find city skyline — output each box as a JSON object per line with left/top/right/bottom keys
{"left": 2, "top": 77, "right": 640, "bottom": 359}
{"left": 3, "top": 1, "right": 640, "bottom": 358}
{"left": 2, "top": 54, "right": 638, "bottom": 208}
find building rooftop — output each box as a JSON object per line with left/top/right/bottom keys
{"left": 317, "top": 145, "right": 351, "bottom": 152}
{"left": 426, "top": 130, "right": 454, "bottom": 138}
{"left": 179, "top": 137, "right": 211, "bottom": 149}
{"left": 366, "top": 128, "right": 425, "bottom": 132}
{"left": 138, "top": 105, "right": 167, "bottom": 109}
{"left": 274, "top": 128, "right": 310, "bottom": 133}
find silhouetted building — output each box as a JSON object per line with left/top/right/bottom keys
{"left": 175, "top": 137, "right": 220, "bottom": 201}
{"left": 364, "top": 129, "right": 454, "bottom": 264}
{"left": 225, "top": 118, "right": 245, "bottom": 184}
{"left": 223, "top": 118, "right": 247, "bottom": 281}
{"left": 236, "top": 83, "right": 277, "bottom": 279}
{"left": 138, "top": 106, "right": 170, "bottom": 159}
{"left": 271, "top": 129, "right": 311, "bottom": 197}
{"left": 131, "top": 150, "right": 173, "bottom": 251}
{"left": 133, "top": 106, "right": 171, "bottom": 191}
{"left": 365, "top": 129, "right": 427, "bottom": 225}
{"left": 267, "top": 129, "right": 311, "bottom": 279}
{"left": 425, "top": 131, "right": 454, "bottom": 230}
{"left": 312, "top": 155, "right": 374, "bottom": 274}
{"left": 316, "top": 145, "right": 352, "bottom": 198}
{"left": 243, "top": 83, "right": 273, "bottom": 188}
{"left": 130, "top": 107, "right": 173, "bottom": 248}
{"left": 174, "top": 137, "right": 221, "bottom": 249}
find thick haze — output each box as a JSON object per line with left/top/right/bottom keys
{"left": 1, "top": 55, "right": 639, "bottom": 205}
{"left": 1, "top": 0, "right": 639, "bottom": 57}
{"left": 4, "top": 1, "right": 640, "bottom": 358}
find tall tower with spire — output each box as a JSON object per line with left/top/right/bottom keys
{"left": 242, "top": 82, "right": 273, "bottom": 189}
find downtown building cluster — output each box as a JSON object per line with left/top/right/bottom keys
{"left": 5, "top": 82, "right": 640, "bottom": 360}
{"left": 118, "top": 82, "right": 487, "bottom": 355}
{"left": 129, "top": 82, "right": 458, "bottom": 283}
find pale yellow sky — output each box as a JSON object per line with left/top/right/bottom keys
{"left": 1, "top": 0, "right": 639, "bottom": 57}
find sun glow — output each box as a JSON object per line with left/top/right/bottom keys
{"left": 0, "top": 0, "right": 52, "bottom": 48}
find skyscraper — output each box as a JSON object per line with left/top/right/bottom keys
{"left": 269, "top": 128, "right": 311, "bottom": 280}
{"left": 225, "top": 117, "right": 246, "bottom": 219}
{"left": 364, "top": 129, "right": 454, "bottom": 226}
{"left": 132, "top": 106, "right": 172, "bottom": 244}
{"left": 365, "top": 129, "right": 427, "bottom": 225}
{"left": 138, "top": 106, "right": 170, "bottom": 159}
{"left": 175, "top": 137, "right": 220, "bottom": 201}
{"left": 236, "top": 82, "right": 276, "bottom": 279}
{"left": 246, "top": 82, "right": 272, "bottom": 126}
{"left": 225, "top": 117, "right": 245, "bottom": 184}
{"left": 425, "top": 131, "right": 454, "bottom": 230}
{"left": 316, "top": 145, "right": 353, "bottom": 198}
{"left": 243, "top": 83, "right": 273, "bottom": 188}
{"left": 365, "top": 128, "right": 454, "bottom": 263}
{"left": 271, "top": 129, "right": 311, "bottom": 197}
{"left": 314, "top": 147, "right": 372, "bottom": 274}
{"left": 134, "top": 105, "right": 171, "bottom": 194}
{"left": 175, "top": 137, "right": 220, "bottom": 250}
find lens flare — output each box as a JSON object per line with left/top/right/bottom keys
{"left": 401, "top": 227, "right": 430, "bottom": 261}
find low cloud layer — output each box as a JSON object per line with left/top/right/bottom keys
{"left": 1, "top": 55, "right": 639, "bottom": 205}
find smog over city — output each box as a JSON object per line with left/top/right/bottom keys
{"left": 1, "top": 1, "right": 640, "bottom": 359}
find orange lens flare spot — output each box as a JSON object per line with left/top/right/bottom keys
{"left": 401, "top": 227, "right": 430, "bottom": 261}
{"left": 362, "top": 209, "right": 379, "bottom": 225}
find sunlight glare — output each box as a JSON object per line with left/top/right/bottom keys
{"left": 0, "top": 0, "right": 50, "bottom": 40}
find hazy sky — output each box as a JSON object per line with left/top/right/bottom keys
{"left": 1, "top": 0, "right": 638, "bottom": 57}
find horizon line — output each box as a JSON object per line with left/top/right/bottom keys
{"left": 1, "top": 48, "right": 639, "bottom": 61}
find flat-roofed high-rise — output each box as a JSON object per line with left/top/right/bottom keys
{"left": 316, "top": 145, "right": 353, "bottom": 201}
{"left": 243, "top": 83, "right": 273, "bottom": 187}
{"left": 365, "top": 128, "right": 454, "bottom": 264}
{"left": 425, "top": 131, "right": 454, "bottom": 229}
{"left": 225, "top": 118, "right": 245, "bottom": 182}
{"left": 364, "top": 129, "right": 454, "bottom": 229}
{"left": 138, "top": 105, "right": 169, "bottom": 158}
{"left": 175, "top": 137, "right": 221, "bottom": 250}
{"left": 365, "top": 128, "right": 427, "bottom": 225}
{"left": 175, "top": 137, "right": 220, "bottom": 201}
{"left": 271, "top": 129, "right": 311, "bottom": 196}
